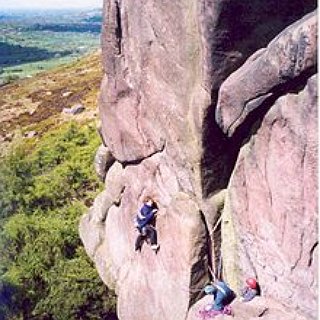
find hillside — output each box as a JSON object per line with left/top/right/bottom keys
{"left": 0, "top": 51, "right": 102, "bottom": 156}
{"left": 0, "top": 52, "right": 117, "bottom": 320}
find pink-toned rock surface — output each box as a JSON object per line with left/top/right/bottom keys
{"left": 187, "top": 296, "right": 308, "bottom": 320}
{"left": 80, "top": 0, "right": 318, "bottom": 319}
{"left": 94, "top": 144, "right": 115, "bottom": 182}
{"left": 222, "top": 74, "right": 318, "bottom": 319}
{"left": 81, "top": 155, "right": 210, "bottom": 319}
{"left": 215, "top": 11, "right": 317, "bottom": 136}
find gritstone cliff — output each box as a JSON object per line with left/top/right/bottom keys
{"left": 80, "top": 1, "right": 317, "bottom": 319}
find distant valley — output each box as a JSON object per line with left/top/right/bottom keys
{"left": 0, "top": 8, "right": 102, "bottom": 85}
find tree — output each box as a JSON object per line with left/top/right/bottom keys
{"left": 0, "top": 122, "right": 117, "bottom": 319}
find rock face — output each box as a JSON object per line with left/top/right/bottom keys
{"left": 187, "top": 296, "right": 309, "bottom": 320}
{"left": 80, "top": 1, "right": 317, "bottom": 319}
{"left": 94, "top": 144, "right": 115, "bottom": 182}
{"left": 215, "top": 12, "right": 317, "bottom": 137}
{"left": 221, "top": 74, "right": 318, "bottom": 319}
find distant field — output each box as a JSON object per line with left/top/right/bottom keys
{"left": 0, "top": 8, "right": 101, "bottom": 85}
{"left": 0, "top": 51, "right": 102, "bottom": 155}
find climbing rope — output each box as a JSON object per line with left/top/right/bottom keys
{"left": 208, "top": 265, "right": 217, "bottom": 282}
{"left": 209, "top": 214, "right": 222, "bottom": 238}
{"left": 217, "top": 253, "right": 223, "bottom": 280}
{"left": 131, "top": 208, "right": 225, "bottom": 299}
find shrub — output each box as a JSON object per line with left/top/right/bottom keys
{"left": 0, "top": 121, "right": 117, "bottom": 319}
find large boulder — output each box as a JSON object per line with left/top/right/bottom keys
{"left": 80, "top": 0, "right": 317, "bottom": 319}
{"left": 215, "top": 11, "right": 317, "bottom": 136}
{"left": 82, "top": 153, "right": 210, "bottom": 319}
{"left": 222, "top": 74, "right": 318, "bottom": 319}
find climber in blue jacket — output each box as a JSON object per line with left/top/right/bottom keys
{"left": 134, "top": 196, "right": 160, "bottom": 252}
{"left": 204, "top": 280, "right": 235, "bottom": 313}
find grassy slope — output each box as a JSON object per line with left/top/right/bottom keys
{"left": 0, "top": 52, "right": 118, "bottom": 319}
{"left": 0, "top": 50, "right": 102, "bottom": 156}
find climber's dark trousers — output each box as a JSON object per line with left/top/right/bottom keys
{"left": 135, "top": 225, "right": 157, "bottom": 251}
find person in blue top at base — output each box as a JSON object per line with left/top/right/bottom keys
{"left": 134, "top": 196, "right": 160, "bottom": 253}
{"left": 202, "top": 280, "right": 236, "bottom": 316}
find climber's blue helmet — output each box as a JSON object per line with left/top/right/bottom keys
{"left": 204, "top": 284, "right": 215, "bottom": 294}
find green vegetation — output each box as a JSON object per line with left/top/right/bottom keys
{"left": 0, "top": 122, "right": 117, "bottom": 320}
{"left": 0, "top": 29, "right": 100, "bottom": 84}
{"left": 0, "top": 9, "right": 101, "bottom": 85}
